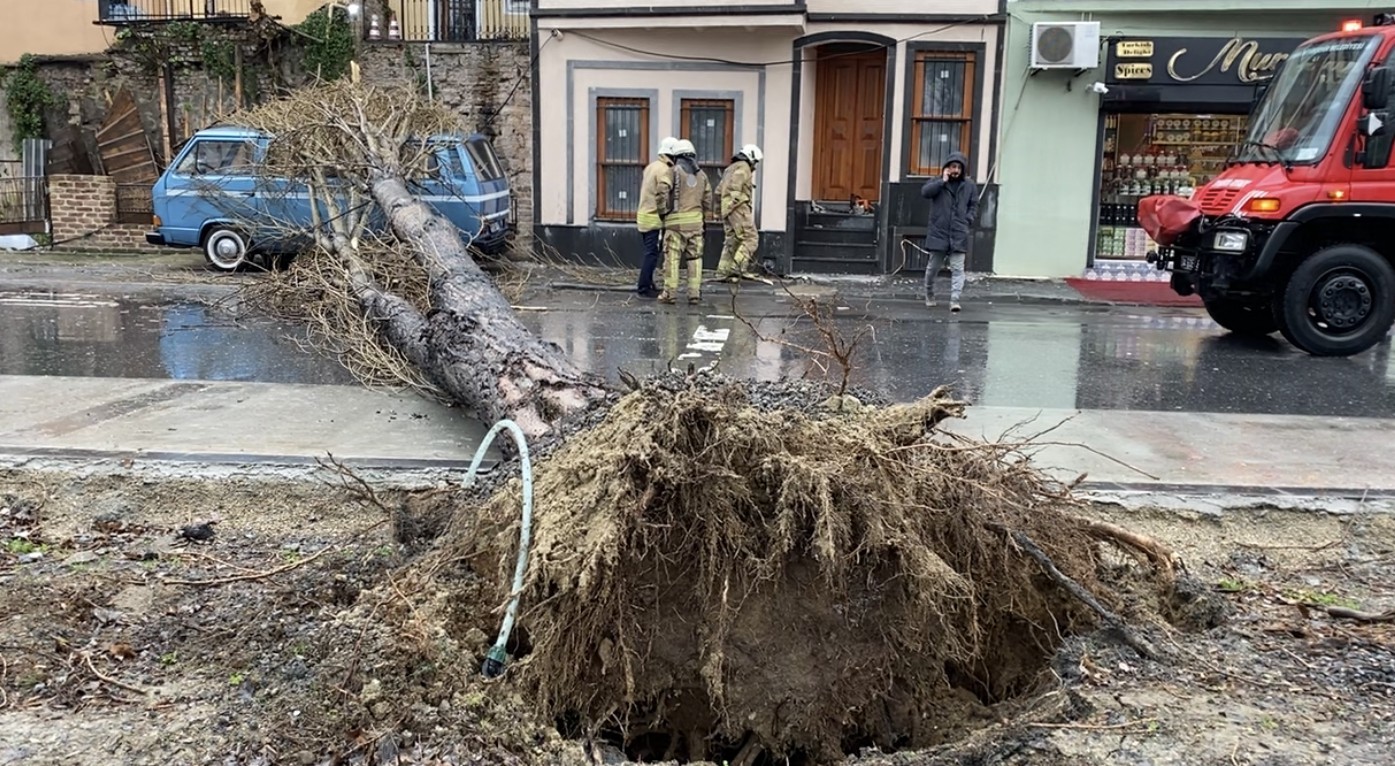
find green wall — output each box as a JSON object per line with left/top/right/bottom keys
{"left": 994, "top": 2, "right": 1378, "bottom": 277}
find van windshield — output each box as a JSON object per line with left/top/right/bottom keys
{"left": 1237, "top": 35, "right": 1381, "bottom": 165}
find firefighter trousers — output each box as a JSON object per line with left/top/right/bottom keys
{"left": 716, "top": 208, "right": 757, "bottom": 278}
{"left": 663, "top": 230, "right": 704, "bottom": 295}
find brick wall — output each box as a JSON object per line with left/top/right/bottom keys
{"left": 48, "top": 174, "right": 161, "bottom": 252}
{"left": 360, "top": 42, "right": 534, "bottom": 252}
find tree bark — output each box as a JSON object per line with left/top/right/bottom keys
{"left": 359, "top": 174, "right": 609, "bottom": 437}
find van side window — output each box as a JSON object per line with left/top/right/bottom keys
{"left": 175, "top": 140, "right": 257, "bottom": 176}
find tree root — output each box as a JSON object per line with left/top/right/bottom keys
{"left": 1283, "top": 600, "right": 1395, "bottom": 624}
{"left": 1077, "top": 517, "right": 1179, "bottom": 580}
{"left": 1000, "top": 526, "right": 1160, "bottom": 660}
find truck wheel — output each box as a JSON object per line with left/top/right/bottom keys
{"left": 203, "top": 227, "right": 249, "bottom": 272}
{"left": 1202, "top": 296, "right": 1277, "bottom": 336}
{"left": 1277, "top": 244, "right": 1395, "bottom": 356}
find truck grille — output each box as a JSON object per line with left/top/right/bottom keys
{"left": 1195, "top": 186, "right": 1241, "bottom": 214}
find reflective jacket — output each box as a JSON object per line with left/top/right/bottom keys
{"left": 636, "top": 158, "right": 675, "bottom": 232}
{"left": 717, "top": 160, "right": 754, "bottom": 218}
{"left": 666, "top": 160, "right": 713, "bottom": 234}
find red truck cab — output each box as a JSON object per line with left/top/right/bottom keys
{"left": 1145, "top": 16, "right": 1395, "bottom": 356}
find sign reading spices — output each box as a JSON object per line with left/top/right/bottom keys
{"left": 1114, "top": 63, "right": 1153, "bottom": 79}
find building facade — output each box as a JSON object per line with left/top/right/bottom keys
{"left": 995, "top": 0, "right": 1382, "bottom": 280}
{"left": 530, "top": 0, "right": 1006, "bottom": 275}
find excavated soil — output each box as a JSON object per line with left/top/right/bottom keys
{"left": 0, "top": 382, "right": 1392, "bottom": 765}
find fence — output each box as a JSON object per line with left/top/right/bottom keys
{"left": 97, "top": 0, "right": 252, "bottom": 23}
{"left": 115, "top": 184, "right": 156, "bottom": 226}
{"left": 388, "top": 0, "right": 529, "bottom": 42}
{"left": 0, "top": 167, "right": 48, "bottom": 237}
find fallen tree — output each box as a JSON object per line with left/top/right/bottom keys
{"left": 221, "top": 83, "right": 1190, "bottom": 763}
{"left": 238, "top": 82, "right": 607, "bottom": 436}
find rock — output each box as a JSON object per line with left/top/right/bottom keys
{"left": 294, "top": 750, "right": 316, "bottom": 766}
{"left": 370, "top": 701, "right": 392, "bottom": 720}
{"left": 18, "top": 552, "right": 44, "bottom": 565}
{"left": 179, "top": 522, "right": 216, "bottom": 542}
{"left": 360, "top": 678, "right": 383, "bottom": 704}
{"left": 463, "top": 628, "right": 490, "bottom": 649}
{"left": 65, "top": 551, "right": 99, "bottom": 566}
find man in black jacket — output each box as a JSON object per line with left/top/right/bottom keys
{"left": 919, "top": 151, "right": 978, "bottom": 312}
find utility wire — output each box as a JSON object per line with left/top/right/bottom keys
{"left": 563, "top": 18, "right": 994, "bottom": 68}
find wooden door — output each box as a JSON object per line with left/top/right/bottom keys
{"left": 813, "top": 49, "right": 886, "bottom": 202}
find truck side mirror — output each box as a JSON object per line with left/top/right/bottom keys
{"left": 1363, "top": 68, "right": 1393, "bottom": 110}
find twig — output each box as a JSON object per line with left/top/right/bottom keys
{"left": 1282, "top": 600, "right": 1395, "bottom": 624}
{"left": 314, "top": 452, "right": 389, "bottom": 512}
{"left": 998, "top": 526, "right": 1159, "bottom": 660}
{"left": 81, "top": 652, "right": 149, "bottom": 697}
{"left": 1236, "top": 540, "right": 1341, "bottom": 552}
{"left": 1026, "top": 717, "right": 1159, "bottom": 731}
{"left": 165, "top": 546, "right": 333, "bottom": 587}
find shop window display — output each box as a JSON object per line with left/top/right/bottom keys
{"left": 1095, "top": 113, "right": 1248, "bottom": 260}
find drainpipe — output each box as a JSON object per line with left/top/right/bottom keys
{"left": 425, "top": 43, "right": 434, "bottom": 101}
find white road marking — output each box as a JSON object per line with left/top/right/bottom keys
{"left": 676, "top": 319, "right": 732, "bottom": 364}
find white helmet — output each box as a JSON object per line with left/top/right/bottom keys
{"left": 658, "top": 136, "right": 679, "bottom": 156}
{"left": 739, "top": 144, "right": 763, "bottom": 163}
{"left": 672, "top": 139, "right": 697, "bottom": 157}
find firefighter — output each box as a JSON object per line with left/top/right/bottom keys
{"left": 636, "top": 136, "right": 680, "bottom": 298}
{"left": 715, "top": 143, "right": 762, "bottom": 282}
{"left": 659, "top": 139, "right": 713, "bottom": 305}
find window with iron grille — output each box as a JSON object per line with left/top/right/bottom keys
{"left": 909, "top": 50, "right": 977, "bottom": 177}
{"left": 596, "top": 97, "right": 650, "bottom": 221}
{"left": 679, "top": 98, "right": 734, "bottom": 221}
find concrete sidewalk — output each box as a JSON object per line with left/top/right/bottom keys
{"left": 2, "top": 375, "right": 1394, "bottom": 504}
{"left": 0, "top": 375, "right": 491, "bottom": 472}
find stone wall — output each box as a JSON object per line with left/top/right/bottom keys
{"left": 48, "top": 174, "right": 161, "bottom": 252}
{"left": 359, "top": 41, "right": 534, "bottom": 249}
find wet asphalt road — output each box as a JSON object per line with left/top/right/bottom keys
{"left": 2, "top": 287, "right": 1393, "bottom": 418}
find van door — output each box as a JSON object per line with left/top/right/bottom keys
{"left": 463, "top": 136, "right": 511, "bottom": 232}
{"left": 161, "top": 137, "right": 263, "bottom": 247}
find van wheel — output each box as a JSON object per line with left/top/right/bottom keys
{"left": 1202, "top": 295, "right": 1276, "bottom": 336}
{"left": 203, "top": 227, "right": 249, "bottom": 272}
{"left": 1277, "top": 243, "right": 1395, "bottom": 356}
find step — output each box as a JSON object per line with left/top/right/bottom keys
{"left": 804, "top": 211, "right": 878, "bottom": 231}
{"left": 795, "top": 227, "right": 877, "bottom": 247}
{"left": 790, "top": 257, "right": 881, "bottom": 276}
{"left": 792, "top": 242, "right": 879, "bottom": 264}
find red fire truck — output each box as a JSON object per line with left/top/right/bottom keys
{"left": 1143, "top": 14, "right": 1395, "bottom": 356}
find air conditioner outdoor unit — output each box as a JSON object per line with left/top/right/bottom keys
{"left": 1031, "top": 21, "right": 1101, "bottom": 70}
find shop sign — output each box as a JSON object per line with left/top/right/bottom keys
{"left": 1106, "top": 36, "right": 1305, "bottom": 86}
{"left": 1114, "top": 63, "right": 1153, "bottom": 80}
{"left": 1115, "top": 41, "right": 1154, "bottom": 58}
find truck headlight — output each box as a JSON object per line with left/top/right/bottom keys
{"left": 1212, "top": 231, "right": 1248, "bottom": 252}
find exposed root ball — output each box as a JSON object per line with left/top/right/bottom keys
{"left": 457, "top": 379, "right": 1113, "bottom": 762}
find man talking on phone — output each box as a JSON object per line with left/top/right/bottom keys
{"left": 919, "top": 151, "right": 977, "bottom": 313}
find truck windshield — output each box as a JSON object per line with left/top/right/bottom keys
{"left": 1237, "top": 35, "right": 1381, "bottom": 165}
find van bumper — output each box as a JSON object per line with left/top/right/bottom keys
{"left": 472, "top": 220, "right": 510, "bottom": 256}
{"left": 145, "top": 231, "right": 167, "bottom": 247}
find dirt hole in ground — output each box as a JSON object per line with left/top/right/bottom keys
{"left": 398, "top": 377, "right": 1178, "bottom": 764}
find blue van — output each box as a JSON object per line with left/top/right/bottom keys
{"left": 145, "top": 126, "right": 512, "bottom": 271}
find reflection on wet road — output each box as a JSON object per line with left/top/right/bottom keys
{"left": 4, "top": 288, "right": 1393, "bottom": 418}
{"left": 0, "top": 291, "right": 356, "bottom": 385}
{"left": 518, "top": 295, "right": 1395, "bottom": 419}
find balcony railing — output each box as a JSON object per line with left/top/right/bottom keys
{"left": 97, "top": 0, "right": 252, "bottom": 24}
{"left": 379, "top": 0, "right": 529, "bottom": 42}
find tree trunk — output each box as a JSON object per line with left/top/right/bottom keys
{"left": 357, "top": 174, "right": 609, "bottom": 437}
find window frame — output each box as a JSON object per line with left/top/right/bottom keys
{"left": 173, "top": 138, "right": 259, "bottom": 177}
{"left": 594, "top": 95, "right": 652, "bottom": 222}
{"left": 678, "top": 97, "right": 736, "bottom": 222}
{"left": 905, "top": 45, "right": 984, "bottom": 178}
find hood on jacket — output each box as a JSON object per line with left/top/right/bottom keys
{"left": 945, "top": 151, "right": 969, "bottom": 176}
